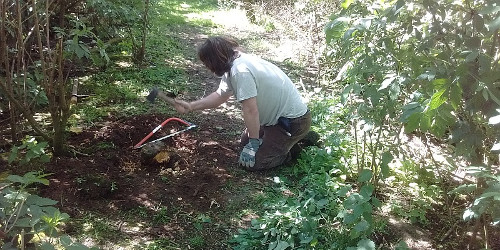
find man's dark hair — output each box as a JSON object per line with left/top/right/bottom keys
{"left": 198, "top": 36, "right": 239, "bottom": 76}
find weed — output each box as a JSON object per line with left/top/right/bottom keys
{"left": 94, "top": 141, "right": 116, "bottom": 151}
{"left": 0, "top": 172, "right": 91, "bottom": 249}
{"left": 160, "top": 175, "right": 170, "bottom": 183}
{"left": 110, "top": 181, "right": 118, "bottom": 192}
{"left": 73, "top": 212, "right": 123, "bottom": 244}
{"left": 127, "top": 206, "right": 150, "bottom": 220}
{"left": 152, "top": 207, "right": 171, "bottom": 225}
{"left": 188, "top": 235, "right": 206, "bottom": 248}
{"left": 8, "top": 136, "right": 51, "bottom": 166}
{"left": 147, "top": 238, "right": 178, "bottom": 250}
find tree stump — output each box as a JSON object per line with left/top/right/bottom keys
{"left": 140, "top": 141, "right": 178, "bottom": 167}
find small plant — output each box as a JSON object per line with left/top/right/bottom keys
{"left": 147, "top": 238, "right": 178, "bottom": 250}
{"left": 74, "top": 212, "right": 122, "bottom": 244}
{"left": 0, "top": 172, "right": 91, "bottom": 249}
{"left": 336, "top": 169, "right": 380, "bottom": 248}
{"left": 95, "top": 142, "right": 116, "bottom": 151}
{"left": 152, "top": 207, "right": 171, "bottom": 225}
{"left": 230, "top": 157, "right": 342, "bottom": 249}
{"left": 390, "top": 182, "right": 441, "bottom": 224}
{"left": 8, "top": 136, "right": 51, "bottom": 165}
{"left": 193, "top": 214, "right": 211, "bottom": 231}
{"left": 110, "top": 181, "right": 118, "bottom": 192}
{"left": 188, "top": 235, "right": 205, "bottom": 248}
{"left": 449, "top": 165, "right": 500, "bottom": 247}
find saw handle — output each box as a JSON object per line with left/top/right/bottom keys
{"left": 133, "top": 117, "right": 193, "bottom": 149}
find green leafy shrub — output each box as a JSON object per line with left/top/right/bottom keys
{"left": 450, "top": 166, "right": 500, "bottom": 226}
{"left": 0, "top": 172, "right": 92, "bottom": 249}
{"left": 230, "top": 94, "right": 380, "bottom": 248}
{"left": 8, "top": 137, "right": 51, "bottom": 166}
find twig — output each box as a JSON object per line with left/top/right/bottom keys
{"left": 6, "top": 198, "right": 25, "bottom": 234}
{"left": 440, "top": 220, "right": 460, "bottom": 242}
{"left": 422, "top": 134, "right": 474, "bottom": 184}
{"left": 67, "top": 145, "right": 90, "bottom": 157}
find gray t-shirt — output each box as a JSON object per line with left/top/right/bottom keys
{"left": 216, "top": 53, "right": 307, "bottom": 126}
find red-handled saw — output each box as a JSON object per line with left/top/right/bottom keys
{"left": 134, "top": 117, "right": 196, "bottom": 149}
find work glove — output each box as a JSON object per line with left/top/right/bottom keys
{"left": 239, "top": 138, "right": 262, "bottom": 168}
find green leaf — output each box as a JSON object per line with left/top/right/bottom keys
{"left": 429, "top": 88, "right": 447, "bottom": 110}
{"left": 268, "top": 241, "right": 277, "bottom": 250}
{"left": 15, "top": 217, "right": 32, "bottom": 227}
{"left": 357, "top": 238, "right": 376, "bottom": 250}
{"left": 480, "top": 192, "right": 500, "bottom": 199}
{"left": 358, "top": 18, "right": 373, "bottom": 30}
{"left": 479, "top": 6, "right": 500, "bottom": 15}
{"left": 400, "top": 102, "right": 424, "bottom": 122}
{"left": 474, "top": 15, "right": 485, "bottom": 33}
{"left": 317, "top": 198, "right": 329, "bottom": 208}
{"left": 395, "top": 241, "right": 410, "bottom": 250}
{"left": 7, "top": 174, "right": 25, "bottom": 184}
{"left": 450, "top": 83, "right": 462, "bottom": 110}
{"left": 465, "top": 50, "right": 479, "bottom": 62}
{"left": 341, "top": 84, "right": 354, "bottom": 103}
{"left": 354, "top": 220, "right": 370, "bottom": 232}
{"left": 371, "top": 197, "right": 382, "bottom": 208}
{"left": 404, "top": 113, "right": 421, "bottom": 133}
{"left": 338, "top": 185, "right": 352, "bottom": 197}
{"left": 380, "top": 151, "right": 393, "bottom": 179}
{"left": 360, "top": 184, "right": 374, "bottom": 198}
{"left": 8, "top": 147, "right": 19, "bottom": 164}
{"left": 419, "top": 112, "right": 432, "bottom": 132}
{"left": 342, "top": 0, "right": 354, "bottom": 9}
{"left": 449, "top": 184, "right": 477, "bottom": 194}
{"left": 389, "top": 82, "right": 401, "bottom": 100}
{"left": 432, "top": 78, "right": 448, "bottom": 90}
{"left": 486, "top": 88, "right": 500, "bottom": 106}
{"left": 344, "top": 27, "right": 358, "bottom": 40}
{"left": 378, "top": 75, "right": 396, "bottom": 91}
{"left": 274, "top": 241, "right": 290, "bottom": 250}
{"left": 358, "top": 169, "right": 372, "bottom": 183}
{"left": 326, "top": 17, "right": 350, "bottom": 42}
{"left": 483, "top": 88, "right": 489, "bottom": 101}
{"left": 487, "top": 15, "right": 500, "bottom": 31}
{"left": 344, "top": 211, "right": 359, "bottom": 224}
{"left": 29, "top": 205, "right": 44, "bottom": 226}
{"left": 59, "top": 235, "right": 73, "bottom": 247}
{"left": 39, "top": 242, "right": 57, "bottom": 250}
{"left": 25, "top": 195, "right": 58, "bottom": 206}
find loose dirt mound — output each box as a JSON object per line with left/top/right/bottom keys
{"left": 41, "top": 113, "right": 241, "bottom": 217}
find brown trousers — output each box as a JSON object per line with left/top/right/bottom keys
{"left": 240, "top": 111, "right": 312, "bottom": 171}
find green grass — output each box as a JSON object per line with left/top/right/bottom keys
{"left": 72, "top": 212, "right": 125, "bottom": 244}
{"left": 73, "top": 0, "right": 219, "bottom": 125}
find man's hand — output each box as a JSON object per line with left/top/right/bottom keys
{"left": 239, "top": 138, "right": 261, "bottom": 168}
{"left": 174, "top": 99, "right": 192, "bottom": 114}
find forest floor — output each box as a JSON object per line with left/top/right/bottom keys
{"left": 1, "top": 1, "right": 499, "bottom": 250}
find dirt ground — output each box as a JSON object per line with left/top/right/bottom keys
{"left": 41, "top": 110, "right": 242, "bottom": 210}
{"left": 38, "top": 108, "right": 250, "bottom": 247}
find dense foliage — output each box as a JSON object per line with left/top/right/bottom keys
{"left": 0, "top": 0, "right": 151, "bottom": 155}
{"left": 324, "top": 0, "right": 499, "bottom": 247}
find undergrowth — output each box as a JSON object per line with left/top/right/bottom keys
{"left": 229, "top": 96, "right": 384, "bottom": 249}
